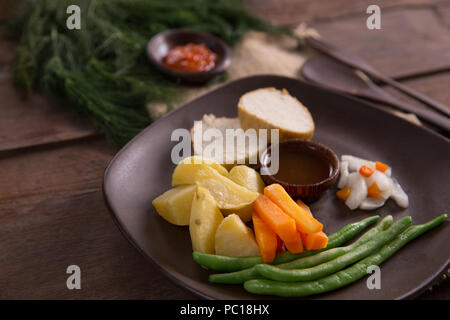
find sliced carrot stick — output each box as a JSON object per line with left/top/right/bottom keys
{"left": 375, "top": 161, "right": 389, "bottom": 173}
{"left": 253, "top": 195, "right": 301, "bottom": 252}
{"left": 264, "top": 184, "right": 323, "bottom": 234}
{"left": 252, "top": 211, "right": 278, "bottom": 262}
{"left": 296, "top": 199, "right": 327, "bottom": 250}
{"left": 300, "top": 232, "right": 307, "bottom": 245}
{"left": 367, "top": 182, "right": 382, "bottom": 198}
{"left": 283, "top": 230, "right": 304, "bottom": 253}
{"left": 300, "top": 231, "right": 329, "bottom": 250}
{"left": 295, "top": 198, "right": 312, "bottom": 216}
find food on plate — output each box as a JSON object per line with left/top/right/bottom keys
{"left": 189, "top": 187, "right": 224, "bottom": 254}
{"left": 194, "top": 165, "right": 259, "bottom": 222}
{"left": 336, "top": 187, "right": 351, "bottom": 202}
{"left": 154, "top": 157, "right": 264, "bottom": 252}
{"left": 214, "top": 214, "right": 260, "bottom": 257}
{"left": 206, "top": 214, "right": 446, "bottom": 295}
{"left": 253, "top": 194, "right": 303, "bottom": 254}
{"left": 190, "top": 114, "right": 263, "bottom": 168}
{"left": 390, "top": 179, "right": 409, "bottom": 208}
{"left": 337, "top": 155, "right": 408, "bottom": 210}
{"left": 191, "top": 88, "right": 316, "bottom": 169}
{"left": 367, "top": 182, "right": 382, "bottom": 198}
{"left": 275, "top": 236, "right": 284, "bottom": 253}
{"left": 228, "top": 165, "right": 265, "bottom": 194}
{"left": 341, "top": 155, "right": 392, "bottom": 176}
{"left": 342, "top": 172, "right": 368, "bottom": 210}
{"left": 300, "top": 231, "right": 328, "bottom": 251}
{"left": 253, "top": 216, "right": 412, "bottom": 282}
{"left": 260, "top": 139, "right": 339, "bottom": 203}
{"left": 270, "top": 141, "right": 333, "bottom": 185}
{"left": 193, "top": 183, "right": 327, "bottom": 268}
{"left": 207, "top": 215, "right": 388, "bottom": 284}
{"left": 264, "top": 184, "right": 323, "bottom": 234}
{"left": 277, "top": 215, "right": 392, "bottom": 271}
{"left": 252, "top": 212, "right": 278, "bottom": 263}
{"left": 244, "top": 214, "right": 447, "bottom": 297}
{"left": 163, "top": 43, "right": 217, "bottom": 73}
{"left": 295, "top": 199, "right": 312, "bottom": 214}
{"left": 149, "top": 83, "right": 442, "bottom": 299}
{"left": 195, "top": 215, "right": 380, "bottom": 272}
{"left": 238, "top": 87, "right": 315, "bottom": 142}
{"left": 298, "top": 205, "right": 329, "bottom": 251}
{"left": 152, "top": 184, "right": 197, "bottom": 225}
{"left": 375, "top": 161, "right": 390, "bottom": 173}
{"left": 172, "top": 155, "right": 228, "bottom": 186}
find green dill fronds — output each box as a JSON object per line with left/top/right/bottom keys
{"left": 3, "top": 0, "right": 293, "bottom": 147}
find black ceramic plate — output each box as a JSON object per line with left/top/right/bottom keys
{"left": 103, "top": 75, "right": 449, "bottom": 300}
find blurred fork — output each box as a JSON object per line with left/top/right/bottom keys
{"left": 304, "top": 36, "right": 450, "bottom": 118}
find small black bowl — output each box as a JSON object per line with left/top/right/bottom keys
{"left": 260, "top": 139, "right": 340, "bottom": 203}
{"left": 146, "top": 29, "right": 232, "bottom": 84}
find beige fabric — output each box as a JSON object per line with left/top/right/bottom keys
{"left": 147, "top": 25, "right": 419, "bottom": 125}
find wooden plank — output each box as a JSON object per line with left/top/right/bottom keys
{"left": 244, "top": 0, "right": 448, "bottom": 25}
{"left": 311, "top": 7, "right": 450, "bottom": 79}
{"left": 0, "top": 138, "right": 195, "bottom": 299}
{"left": 0, "top": 0, "right": 99, "bottom": 150}
{"left": 436, "top": 2, "right": 450, "bottom": 26}
{"left": 0, "top": 40, "right": 97, "bottom": 152}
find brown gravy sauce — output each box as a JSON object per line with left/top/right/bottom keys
{"left": 272, "top": 144, "right": 332, "bottom": 185}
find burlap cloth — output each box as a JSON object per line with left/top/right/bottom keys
{"left": 147, "top": 25, "right": 420, "bottom": 125}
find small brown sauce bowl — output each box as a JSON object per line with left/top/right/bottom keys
{"left": 260, "top": 139, "right": 340, "bottom": 203}
{"left": 146, "top": 29, "right": 232, "bottom": 84}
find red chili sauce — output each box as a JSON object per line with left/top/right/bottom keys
{"left": 163, "top": 43, "right": 217, "bottom": 72}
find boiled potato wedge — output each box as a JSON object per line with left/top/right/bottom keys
{"left": 152, "top": 185, "right": 197, "bottom": 225}
{"left": 215, "top": 214, "right": 260, "bottom": 257}
{"left": 172, "top": 156, "right": 229, "bottom": 186}
{"left": 189, "top": 187, "right": 224, "bottom": 254}
{"left": 229, "top": 165, "right": 265, "bottom": 194}
{"left": 194, "top": 165, "right": 259, "bottom": 208}
{"left": 194, "top": 165, "right": 259, "bottom": 222}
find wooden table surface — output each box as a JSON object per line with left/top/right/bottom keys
{"left": 1, "top": 1, "right": 449, "bottom": 299}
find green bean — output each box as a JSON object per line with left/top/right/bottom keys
{"left": 277, "top": 215, "right": 393, "bottom": 270}
{"left": 244, "top": 214, "right": 447, "bottom": 297}
{"left": 209, "top": 267, "right": 260, "bottom": 284}
{"left": 208, "top": 215, "right": 389, "bottom": 284}
{"left": 272, "top": 215, "right": 380, "bottom": 265}
{"left": 193, "top": 215, "right": 380, "bottom": 272}
{"left": 254, "top": 216, "right": 412, "bottom": 282}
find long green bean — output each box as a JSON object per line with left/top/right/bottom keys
{"left": 254, "top": 216, "right": 412, "bottom": 282}
{"left": 193, "top": 215, "right": 380, "bottom": 272}
{"left": 277, "top": 215, "right": 393, "bottom": 270}
{"left": 208, "top": 215, "right": 391, "bottom": 284}
{"left": 244, "top": 214, "right": 447, "bottom": 297}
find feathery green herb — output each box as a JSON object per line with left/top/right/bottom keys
{"left": 2, "top": 0, "right": 291, "bottom": 146}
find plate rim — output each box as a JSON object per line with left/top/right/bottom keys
{"left": 103, "top": 74, "right": 449, "bottom": 300}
